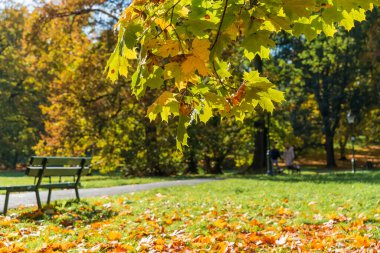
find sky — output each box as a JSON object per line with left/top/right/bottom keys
{"left": 0, "top": 0, "right": 37, "bottom": 10}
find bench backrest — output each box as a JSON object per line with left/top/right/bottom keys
{"left": 26, "top": 156, "right": 92, "bottom": 178}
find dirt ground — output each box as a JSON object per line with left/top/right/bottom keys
{"left": 296, "top": 145, "right": 380, "bottom": 169}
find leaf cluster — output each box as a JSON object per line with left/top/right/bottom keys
{"left": 107, "top": 0, "right": 378, "bottom": 148}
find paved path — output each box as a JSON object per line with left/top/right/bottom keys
{"left": 0, "top": 179, "right": 218, "bottom": 211}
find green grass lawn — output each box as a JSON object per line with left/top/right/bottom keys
{"left": 1, "top": 171, "right": 379, "bottom": 252}
{"left": 0, "top": 170, "right": 219, "bottom": 191}
{"left": 0, "top": 171, "right": 166, "bottom": 188}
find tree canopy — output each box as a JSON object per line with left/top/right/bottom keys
{"left": 107, "top": 0, "right": 379, "bottom": 148}
{"left": 0, "top": 0, "right": 379, "bottom": 172}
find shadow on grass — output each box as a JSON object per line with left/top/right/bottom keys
{"left": 0, "top": 171, "right": 27, "bottom": 177}
{"left": 235, "top": 170, "right": 380, "bottom": 185}
{"left": 17, "top": 200, "right": 118, "bottom": 227}
{"left": 3, "top": 167, "right": 379, "bottom": 186}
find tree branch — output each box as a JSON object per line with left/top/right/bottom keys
{"left": 211, "top": 0, "right": 229, "bottom": 51}
{"left": 53, "top": 8, "right": 119, "bottom": 22}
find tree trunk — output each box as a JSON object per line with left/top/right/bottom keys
{"left": 250, "top": 119, "right": 267, "bottom": 172}
{"left": 145, "top": 119, "right": 161, "bottom": 175}
{"left": 248, "top": 55, "right": 267, "bottom": 173}
{"left": 204, "top": 154, "right": 223, "bottom": 174}
{"left": 204, "top": 155, "right": 212, "bottom": 173}
{"left": 185, "top": 148, "right": 198, "bottom": 174}
{"left": 325, "top": 134, "right": 337, "bottom": 167}
{"left": 212, "top": 156, "right": 224, "bottom": 174}
{"left": 338, "top": 134, "right": 348, "bottom": 160}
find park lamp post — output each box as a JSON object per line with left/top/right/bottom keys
{"left": 266, "top": 113, "right": 273, "bottom": 175}
{"left": 347, "top": 112, "right": 356, "bottom": 173}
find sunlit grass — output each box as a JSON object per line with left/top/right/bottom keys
{"left": 0, "top": 170, "right": 217, "bottom": 190}
{"left": 1, "top": 171, "right": 379, "bottom": 251}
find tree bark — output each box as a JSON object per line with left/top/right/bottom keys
{"left": 250, "top": 119, "right": 267, "bottom": 172}
{"left": 145, "top": 119, "right": 161, "bottom": 175}
{"left": 203, "top": 154, "right": 224, "bottom": 174}
{"left": 185, "top": 148, "right": 198, "bottom": 174}
{"left": 338, "top": 134, "right": 348, "bottom": 160}
{"left": 204, "top": 155, "right": 212, "bottom": 173}
{"left": 249, "top": 55, "right": 267, "bottom": 173}
{"left": 212, "top": 156, "right": 224, "bottom": 174}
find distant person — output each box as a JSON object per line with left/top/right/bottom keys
{"left": 283, "top": 144, "right": 295, "bottom": 170}
{"left": 270, "top": 145, "right": 281, "bottom": 172}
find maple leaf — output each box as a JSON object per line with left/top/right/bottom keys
{"left": 242, "top": 31, "right": 275, "bottom": 60}
{"left": 107, "top": 231, "right": 122, "bottom": 241}
{"left": 181, "top": 55, "right": 209, "bottom": 76}
{"left": 283, "top": 0, "right": 315, "bottom": 20}
{"left": 164, "top": 62, "right": 197, "bottom": 90}
{"left": 192, "top": 38, "right": 210, "bottom": 61}
{"left": 157, "top": 40, "right": 181, "bottom": 58}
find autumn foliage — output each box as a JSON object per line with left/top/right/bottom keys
{"left": 107, "top": 0, "right": 378, "bottom": 147}
{"left": 1, "top": 176, "right": 380, "bottom": 252}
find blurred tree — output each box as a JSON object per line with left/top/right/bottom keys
{"left": 0, "top": 4, "right": 44, "bottom": 169}
{"left": 24, "top": 0, "right": 185, "bottom": 175}
{"left": 267, "top": 12, "right": 379, "bottom": 167}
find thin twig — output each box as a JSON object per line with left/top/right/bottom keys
{"left": 169, "top": 0, "right": 185, "bottom": 53}
{"left": 211, "top": 0, "right": 229, "bottom": 50}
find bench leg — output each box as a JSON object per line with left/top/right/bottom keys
{"left": 75, "top": 187, "right": 80, "bottom": 201}
{"left": 47, "top": 189, "right": 52, "bottom": 205}
{"left": 35, "top": 189, "right": 42, "bottom": 209}
{"left": 3, "top": 191, "right": 10, "bottom": 215}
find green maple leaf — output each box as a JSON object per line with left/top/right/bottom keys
{"left": 243, "top": 70, "right": 273, "bottom": 89}
{"left": 122, "top": 23, "right": 142, "bottom": 48}
{"left": 283, "top": 0, "right": 315, "bottom": 20}
{"left": 131, "top": 66, "right": 146, "bottom": 99}
{"left": 267, "top": 88, "right": 285, "bottom": 103}
{"left": 258, "top": 97, "right": 275, "bottom": 112}
{"left": 215, "top": 58, "right": 232, "bottom": 80}
{"left": 198, "top": 100, "right": 213, "bottom": 123}
{"left": 106, "top": 53, "right": 120, "bottom": 82}
{"left": 177, "top": 115, "right": 190, "bottom": 150}
{"left": 145, "top": 67, "right": 164, "bottom": 89}
{"left": 242, "top": 31, "right": 275, "bottom": 60}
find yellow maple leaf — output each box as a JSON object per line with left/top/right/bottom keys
{"left": 117, "top": 6, "right": 139, "bottom": 26}
{"left": 179, "top": 6, "right": 190, "bottom": 17}
{"left": 192, "top": 38, "right": 210, "bottom": 61}
{"left": 156, "top": 91, "right": 174, "bottom": 105}
{"left": 122, "top": 45, "right": 137, "bottom": 59}
{"left": 147, "top": 91, "right": 175, "bottom": 121}
{"left": 157, "top": 40, "right": 180, "bottom": 58}
{"left": 181, "top": 55, "right": 209, "bottom": 76}
{"left": 164, "top": 62, "right": 187, "bottom": 90}
{"left": 107, "top": 231, "right": 122, "bottom": 241}
{"left": 154, "top": 18, "right": 170, "bottom": 30}
{"left": 164, "top": 62, "right": 181, "bottom": 80}
{"left": 224, "top": 23, "right": 240, "bottom": 40}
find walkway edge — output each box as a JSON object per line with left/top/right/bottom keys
{"left": 1, "top": 178, "right": 221, "bottom": 211}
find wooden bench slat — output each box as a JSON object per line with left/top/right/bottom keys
{"left": 0, "top": 185, "right": 36, "bottom": 191}
{"left": 28, "top": 166, "right": 87, "bottom": 170}
{"left": 39, "top": 182, "right": 76, "bottom": 188}
{"left": 26, "top": 166, "right": 90, "bottom": 176}
{"left": 30, "top": 156, "right": 91, "bottom": 166}
{"left": 1, "top": 156, "right": 92, "bottom": 215}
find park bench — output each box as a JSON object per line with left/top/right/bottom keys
{"left": 0, "top": 156, "right": 91, "bottom": 215}
{"left": 285, "top": 164, "right": 301, "bottom": 174}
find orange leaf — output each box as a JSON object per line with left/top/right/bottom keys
{"left": 215, "top": 219, "right": 228, "bottom": 229}
{"left": 181, "top": 55, "right": 209, "bottom": 76}
{"left": 354, "top": 235, "right": 371, "bottom": 248}
{"left": 108, "top": 231, "right": 123, "bottom": 241}
{"left": 77, "top": 231, "right": 84, "bottom": 243}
